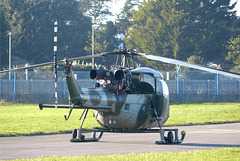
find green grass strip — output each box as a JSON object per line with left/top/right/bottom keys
{"left": 166, "top": 102, "right": 240, "bottom": 126}
{"left": 0, "top": 103, "right": 97, "bottom": 137}
{"left": 0, "top": 102, "right": 239, "bottom": 136}
{"left": 13, "top": 148, "right": 240, "bottom": 161}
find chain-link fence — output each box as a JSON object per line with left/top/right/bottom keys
{"left": 0, "top": 70, "right": 239, "bottom": 103}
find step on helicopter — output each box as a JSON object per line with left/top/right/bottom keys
{"left": 1, "top": 49, "right": 240, "bottom": 144}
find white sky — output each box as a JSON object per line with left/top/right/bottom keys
{"left": 107, "top": 0, "right": 126, "bottom": 22}
{"left": 230, "top": 0, "right": 240, "bottom": 16}
{"left": 108, "top": 0, "right": 240, "bottom": 22}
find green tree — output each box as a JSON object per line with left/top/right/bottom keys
{"left": 226, "top": 35, "right": 240, "bottom": 70}
{"left": 1, "top": 0, "right": 91, "bottom": 64}
{"left": 84, "top": 21, "right": 119, "bottom": 67}
{"left": 187, "top": 55, "right": 205, "bottom": 65}
{"left": 117, "top": 0, "right": 139, "bottom": 34}
{"left": 177, "top": 0, "right": 239, "bottom": 68}
{"left": 116, "top": 0, "right": 141, "bottom": 50}
{"left": 124, "top": 0, "right": 239, "bottom": 70}
{"left": 125, "top": 0, "right": 184, "bottom": 70}
{"left": 0, "top": 8, "right": 10, "bottom": 70}
{"left": 80, "top": 0, "right": 113, "bottom": 24}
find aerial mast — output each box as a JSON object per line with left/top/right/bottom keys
{"left": 53, "top": 21, "right": 58, "bottom": 107}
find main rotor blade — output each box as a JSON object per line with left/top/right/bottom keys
{"left": 0, "top": 61, "right": 54, "bottom": 73}
{"left": 65, "top": 50, "right": 132, "bottom": 63}
{"left": 0, "top": 52, "right": 111, "bottom": 74}
{"left": 66, "top": 50, "right": 128, "bottom": 62}
{"left": 138, "top": 53, "right": 240, "bottom": 79}
{"left": 66, "top": 52, "right": 109, "bottom": 62}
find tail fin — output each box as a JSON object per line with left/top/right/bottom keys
{"left": 64, "top": 58, "right": 82, "bottom": 103}
{"left": 66, "top": 71, "right": 83, "bottom": 103}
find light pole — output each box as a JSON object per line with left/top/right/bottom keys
{"left": 8, "top": 32, "right": 12, "bottom": 80}
{"left": 92, "top": 24, "right": 99, "bottom": 69}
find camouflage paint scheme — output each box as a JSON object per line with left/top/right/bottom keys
{"left": 66, "top": 61, "right": 169, "bottom": 130}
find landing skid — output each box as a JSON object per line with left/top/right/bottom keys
{"left": 70, "top": 127, "right": 186, "bottom": 144}
{"left": 70, "top": 127, "right": 104, "bottom": 142}
{"left": 71, "top": 105, "right": 186, "bottom": 144}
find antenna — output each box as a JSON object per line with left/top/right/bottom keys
{"left": 54, "top": 21, "right": 58, "bottom": 107}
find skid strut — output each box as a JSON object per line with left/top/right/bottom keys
{"left": 70, "top": 109, "right": 104, "bottom": 142}
{"left": 70, "top": 128, "right": 104, "bottom": 142}
{"left": 155, "top": 129, "right": 186, "bottom": 144}
{"left": 149, "top": 98, "right": 186, "bottom": 144}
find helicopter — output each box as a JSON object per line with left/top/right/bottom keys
{"left": 1, "top": 49, "right": 240, "bottom": 144}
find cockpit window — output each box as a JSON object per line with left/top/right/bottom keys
{"left": 156, "top": 79, "right": 163, "bottom": 95}
{"left": 140, "top": 74, "right": 155, "bottom": 90}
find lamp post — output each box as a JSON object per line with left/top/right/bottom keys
{"left": 8, "top": 32, "right": 12, "bottom": 80}
{"left": 92, "top": 24, "right": 99, "bottom": 69}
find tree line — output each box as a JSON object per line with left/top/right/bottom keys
{"left": 0, "top": 0, "right": 239, "bottom": 71}
{"left": 125, "top": 0, "right": 240, "bottom": 70}
{"left": 0, "top": 0, "right": 116, "bottom": 69}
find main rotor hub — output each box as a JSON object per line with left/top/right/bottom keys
{"left": 113, "top": 49, "right": 138, "bottom": 68}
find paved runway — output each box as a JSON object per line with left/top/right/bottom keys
{"left": 1, "top": 123, "right": 240, "bottom": 160}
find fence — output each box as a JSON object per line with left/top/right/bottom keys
{"left": 167, "top": 80, "right": 240, "bottom": 102}
{"left": 0, "top": 70, "right": 239, "bottom": 103}
{"left": 1, "top": 79, "right": 239, "bottom": 103}
{"left": 0, "top": 79, "right": 94, "bottom": 104}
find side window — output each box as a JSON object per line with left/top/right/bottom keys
{"left": 161, "top": 80, "right": 169, "bottom": 99}
{"left": 156, "top": 79, "right": 163, "bottom": 95}
{"left": 141, "top": 74, "right": 155, "bottom": 90}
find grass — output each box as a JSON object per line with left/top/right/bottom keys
{"left": 0, "top": 102, "right": 239, "bottom": 137}
{"left": 166, "top": 102, "right": 240, "bottom": 126}
{"left": 0, "top": 103, "right": 98, "bottom": 137}
{"left": 13, "top": 148, "right": 240, "bottom": 161}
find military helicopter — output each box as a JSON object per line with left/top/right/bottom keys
{"left": 1, "top": 49, "right": 240, "bottom": 144}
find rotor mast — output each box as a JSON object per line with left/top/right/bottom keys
{"left": 114, "top": 50, "right": 135, "bottom": 68}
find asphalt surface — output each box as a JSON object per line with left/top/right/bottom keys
{"left": 1, "top": 123, "right": 240, "bottom": 160}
